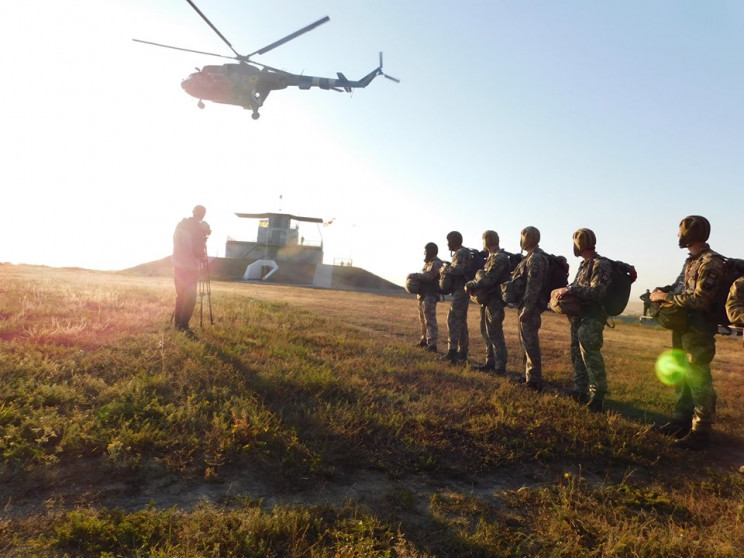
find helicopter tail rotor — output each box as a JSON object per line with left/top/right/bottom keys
{"left": 377, "top": 52, "right": 400, "bottom": 83}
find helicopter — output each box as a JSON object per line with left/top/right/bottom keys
{"left": 133, "top": 0, "right": 399, "bottom": 120}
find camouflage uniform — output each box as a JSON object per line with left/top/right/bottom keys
{"left": 467, "top": 250, "right": 511, "bottom": 371}
{"left": 659, "top": 244, "right": 725, "bottom": 434}
{"left": 412, "top": 257, "right": 443, "bottom": 349}
{"left": 567, "top": 255, "right": 613, "bottom": 403}
{"left": 446, "top": 246, "right": 471, "bottom": 356}
{"left": 725, "top": 276, "right": 744, "bottom": 326}
{"left": 511, "top": 247, "right": 549, "bottom": 383}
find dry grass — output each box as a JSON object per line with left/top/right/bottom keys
{"left": 1, "top": 263, "right": 743, "bottom": 557}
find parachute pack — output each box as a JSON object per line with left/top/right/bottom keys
{"left": 650, "top": 256, "right": 744, "bottom": 331}
{"left": 543, "top": 254, "right": 570, "bottom": 297}
{"left": 502, "top": 250, "right": 524, "bottom": 274}
{"left": 464, "top": 248, "right": 487, "bottom": 281}
{"left": 601, "top": 259, "right": 637, "bottom": 316}
{"left": 502, "top": 252, "right": 569, "bottom": 307}
{"left": 713, "top": 256, "right": 744, "bottom": 327}
{"left": 405, "top": 273, "right": 421, "bottom": 295}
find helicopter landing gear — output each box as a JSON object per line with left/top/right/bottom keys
{"left": 197, "top": 100, "right": 205, "bottom": 109}
{"left": 251, "top": 111, "right": 260, "bottom": 120}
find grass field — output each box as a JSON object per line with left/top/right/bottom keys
{"left": 1, "top": 263, "right": 743, "bottom": 557}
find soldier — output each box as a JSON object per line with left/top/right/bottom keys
{"left": 465, "top": 230, "right": 511, "bottom": 373}
{"left": 650, "top": 215, "right": 725, "bottom": 450}
{"left": 439, "top": 231, "right": 471, "bottom": 364}
{"left": 725, "top": 276, "right": 744, "bottom": 327}
{"left": 555, "top": 228, "right": 613, "bottom": 412}
{"left": 641, "top": 289, "right": 652, "bottom": 316}
{"left": 410, "top": 242, "right": 444, "bottom": 352}
{"left": 172, "top": 205, "right": 210, "bottom": 336}
{"left": 729, "top": 278, "right": 744, "bottom": 473}
{"left": 510, "top": 226, "right": 549, "bottom": 390}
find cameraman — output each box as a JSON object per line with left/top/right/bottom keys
{"left": 172, "top": 205, "right": 210, "bottom": 335}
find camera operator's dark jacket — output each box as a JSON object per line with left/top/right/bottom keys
{"left": 173, "top": 217, "right": 207, "bottom": 272}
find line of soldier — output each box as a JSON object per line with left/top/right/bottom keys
{"left": 409, "top": 215, "right": 744, "bottom": 452}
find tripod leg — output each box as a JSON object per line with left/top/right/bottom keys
{"left": 206, "top": 278, "right": 213, "bottom": 325}
{"left": 204, "top": 260, "right": 214, "bottom": 325}
{"left": 199, "top": 280, "right": 204, "bottom": 329}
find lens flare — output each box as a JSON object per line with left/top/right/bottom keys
{"left": 655, "top": 349, "right": 689, "bottom": 386}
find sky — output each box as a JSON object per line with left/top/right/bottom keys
{"left": 1, "top": 0, "right": 742, "bottom": 299}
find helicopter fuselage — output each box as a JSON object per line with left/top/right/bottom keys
{"left": 181, "top": 64, "right": 288, "bottom": 110}
{"left": 180, "top": 62, "right": 380, "bottom": 114}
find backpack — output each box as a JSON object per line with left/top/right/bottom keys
{"left": 502, "top": 252, "right": 568, "bottom": 307}
{"left": 713, "top": 257, "right": 744, "bottom": 327}
{"left": 502, "top": 250, "right": 524, "bottom": 274}
{"left": 543, "top": 254, "right": 570, "bottom": 298}
{"left": 464, "top": 248, "right": 487, "bottom": 281}
{"left": 601, "top": 259, "right": 637, "bottom": 316}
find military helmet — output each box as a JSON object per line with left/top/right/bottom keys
{"left": 520, "top": 226, "right": 540, "bottom": 251}
{"left": 482, "top": 230, "right": 500, "bottom": 249}
{"left": 446, "top": 231, "right": 463, "bottom": 245}
{"left": 424, "top": 242, "right": 439, "bottom": 258}
{"left": 572, "top": 228, "right": 596, "bottom": 257}
{"left": 678, "top": 215, "right": 710, "bottom": 248}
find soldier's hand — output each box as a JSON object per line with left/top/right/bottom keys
{"left": 554, "top": 287, "right": 569, "bottom": 300}
{"left": 649, "top": 290, "right": 667, "bottom": 303}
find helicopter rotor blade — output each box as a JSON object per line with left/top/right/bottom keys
{"left": 132, "top": 38, "right": 238, "bottom": 60}
{"left": 376, "top": 52, "right": 400, "bottom": 83}
{"left": 247, "top": 16, "right": 330, "bottom": 58}
{"left": 184, "top": 0, "right": 242, "bottom": 58}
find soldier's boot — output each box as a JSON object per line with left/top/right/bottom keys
{"left": 674, "top": 430, "right": 710, "bottom": 451}
{"left": 474, "top": 359, "right": 496, "bottom": 372}
{"left": 519, "top": 378, "right": 544, "bottom": 392}
{"left": 438, "top": 349, "right": 459, "bottom": 364}
{"left": 586, "top": 397, "right": 604, "bottom": 413}
{"left": 570, "top": 391, "right": 589, "bottom": 405}
{"left": 426, "top": 345, "right": 438, "bottom": 353}
{"left": 655, "top": 419, "right": 692, "bottom": 439}
{"left": 457, "top": 351, "right": 468, "bottom": 365}
{"left": 415, "top": 338, "right": 427, "bottom": 348}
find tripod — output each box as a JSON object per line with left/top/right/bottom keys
{"left": 199, "top": 259, "right": 214, "bottom": 328}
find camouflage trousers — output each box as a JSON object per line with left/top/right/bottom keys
{"left": 517, "top": 310, "right": 542, "bottom": 383}
{"left": 570, "top": 316, "right": 607, "bottom": 400}
{"left": 447, "top": 291, "right": 470, "bottom": 353}
{"left": 671, "top": 329, "right": 717, "bottom": 433}
{"left": 418, "top": 296, "right": 439, "bottom": 348}
{"left": 480, "top": 300, "right": 507, "bottom": 369}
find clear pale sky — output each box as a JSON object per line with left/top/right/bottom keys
{"left": 1, "top": 1, "right": 742, "bottom": 299}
